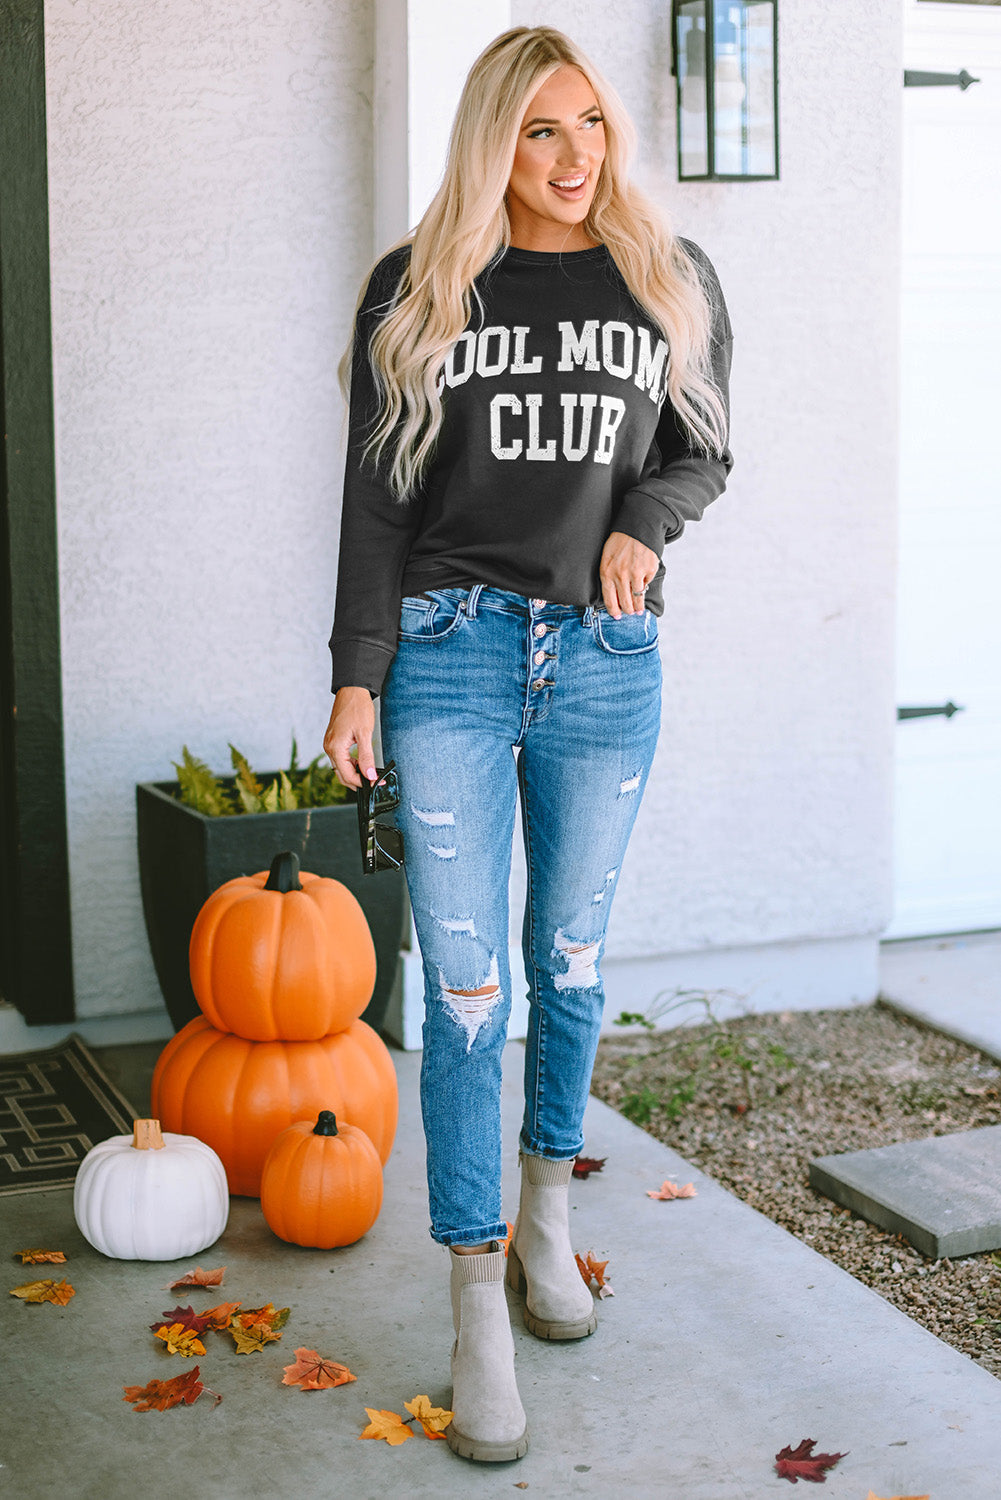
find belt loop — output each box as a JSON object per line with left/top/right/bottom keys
{"left": 583, "top": 604, "right": 594, "bottom": 627}
{"left": 466, "top": 584, "right": 484, "bottom": 618}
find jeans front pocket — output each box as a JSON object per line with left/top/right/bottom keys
{"left": 592, "top": 609, "right": 659, "bottom": 655}
{"left": 398, "top": 588, "right": 468, "bottom": 642}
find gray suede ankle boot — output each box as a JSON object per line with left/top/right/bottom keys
{"left": 506, "top": 1152, "right": 598, "bottom": 1340}
{"left": 446, "top": 1242, "right": 528, "bottom": 1462}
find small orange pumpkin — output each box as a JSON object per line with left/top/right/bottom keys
{"left": 151, "top": 1013, "right": 398, "bottom": 1196}
{"left": 189, "top": 851, "right": 376, "bottom": 1041}
{"left": 261, "top": 1110, "right": 383, "bottom": 1248}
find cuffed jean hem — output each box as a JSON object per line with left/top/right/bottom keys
{"left": 518, "top": 1134, "right": 582, "bottom": 1160}
{"left": 433, "top": 1220, "right": 511, "bottom": 1249}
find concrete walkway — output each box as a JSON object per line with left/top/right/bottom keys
{"left": 880, "top": 930, "right": 1001, "bottom": 1061}
{"left": 3, "top": 1042, "right": 1001, "bottom": 1499}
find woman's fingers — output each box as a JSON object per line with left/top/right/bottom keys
{"left": 599, "top": 531, "right": 659, "bottom": 618}
{"left": 323, "top": 688, "right": 377, "bottom": 789}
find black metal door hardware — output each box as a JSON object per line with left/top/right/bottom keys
{"left": 904, "top": 69, "right": 980, "bottom": 89}
{"left": 896, "top": 701, "right": 965, "bottom": 721}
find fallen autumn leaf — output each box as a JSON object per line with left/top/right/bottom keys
{"left": 166, "top": 1266, "right": 226, "bottom": 1290}
{"left": 14, "top": 1249, "right": 67, "bottom": 1265}
{"left": 9, "top": 1278, "right": 75, "bottom": 1306}
{"left": 774, "top": 1438, "right": 847, "bottom": 1484}
{"left": 404, "top": 1394, "right": 453, "bottom": 1438}
{"left": 646, "top": 1180, "right": 697, "bottom": 1200}
{"left": 122, "top": 1365, "right": 220, "bottom": 1413}
{"left": 572, "top": 1156, "right": 606, "bottom": 1179}
{"left": 282, "top": 1348, "right": 357, "bottom": 1391}
{"left": 359, "top": 1407, "right": 412, "bottom": 1445}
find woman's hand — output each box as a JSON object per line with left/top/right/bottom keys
{"left": 323, "top": 687, "right": 377, "bottom": 789}
{"left": 599, "top": 531, "right": 660, "bottom": 618}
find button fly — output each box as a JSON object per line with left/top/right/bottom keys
{"left": 533, "top": 650, "right": 546, "bottom": 666}
{"left": 533, "top": 623, "right": 547, "bottom": 639}
{"left": 531, "top": 680, "right": 545, "bottom": 692}
{"left": 531, "top": 598, "right": 547, "bottom": 608}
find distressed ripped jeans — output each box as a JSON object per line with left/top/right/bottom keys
{"left": 381, "top": 586, "right": 661, "bottom": 1246}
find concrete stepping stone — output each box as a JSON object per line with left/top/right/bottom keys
{"left": 810, "top": 1124, "right": 1001, "bottom": 1259}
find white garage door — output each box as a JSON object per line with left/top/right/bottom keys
{"left": 889, "top": 1, "right": 1001, "bottom": 938}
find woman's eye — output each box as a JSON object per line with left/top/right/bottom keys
{"left": 527, "top": 127, "right": 554, "bottom": 139}
{"left": 583, "top": 115, "right": 604, "bottom": 130}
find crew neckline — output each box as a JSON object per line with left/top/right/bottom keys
{"left": 501, "top": 243, "right": 609, "bottom": 266}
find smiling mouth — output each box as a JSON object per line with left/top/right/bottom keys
{"left": 549, "top": 174, "right": 587, "bottom": 194}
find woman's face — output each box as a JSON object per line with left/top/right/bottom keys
{"left": 506, "top": 65, "right": 606, "bottom": 251}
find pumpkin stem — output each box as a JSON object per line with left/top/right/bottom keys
{"left": 313, "top": 1111, "right": 339, "bottom": 1136}
{"left": 133, "top": 1119, "right": 165, "bottom": 1151}
{"left": 264, "top": 850, "right": 303, "bottom": 893}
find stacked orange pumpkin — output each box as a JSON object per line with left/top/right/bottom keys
{"left": 151, "top": 851, "right": 398, "bottom": 1199}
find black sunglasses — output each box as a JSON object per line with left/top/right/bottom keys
{"left": 357, "top": 761, "right": 405, "bottom": 875}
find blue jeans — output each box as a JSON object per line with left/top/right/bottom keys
{"left": 381, "top": 586, "right": 662, "bottom": 1246}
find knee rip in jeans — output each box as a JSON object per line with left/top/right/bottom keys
{"left": 438, "top": 951, "right": 502, "bottom": 1051}
{"left": 592, "top": 868, "right": 617, "bottom": 904}
{"left": 552, "top": 929, "right": 601, "bottom": 992}
{"left": 618, "top": 771, "right": 642, "bottom": 797}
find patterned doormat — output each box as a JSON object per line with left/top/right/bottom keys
{"left": 0, "top": 1034, "right": 137, "bottom": 1196}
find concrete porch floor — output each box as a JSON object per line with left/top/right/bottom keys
{"left": 3, "top": 1036, "right": 1001, "bottom": 1499}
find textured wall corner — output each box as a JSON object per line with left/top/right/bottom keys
{"left": 45, "top": 0, "right": 374, "bottom": 1017}
{"left": 513, "top": 1, "right": 902, "bottom": 971}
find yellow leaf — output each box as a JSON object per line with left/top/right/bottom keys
{"left": 9, "top": 1278, "right": 75, "bottom": 1306}
{"left": 14, "top": 1249, "right": 67, "bottom": 1265}
{"left": 359, "top": 1408, "right": 413, "bottom": 1445}
{"left": 155, "top": 1322, "right": 206, "bottom": 1357}
{"left": 865, "top": 1492, "right": 930, "bottom": 1500}
{"left": 404, "top": 1394, "right": 453, "bottom": 1439}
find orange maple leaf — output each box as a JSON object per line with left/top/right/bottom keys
{"left": 404, "top": 1394, "right": 453, "bottom": 1439}
{"left": 123, "top": 1364, "right": 220, "bottom": 1412}
{"left": 282, "top": 1348, "right": 357, "bottom": 1390}
{"left": 201, "top": 1301, "right": 242, "bottom": 1330}
{"left": 9, "top": 1278, "right": 75, "bottom": 1306}
{"left": 865, "top": 1493, "right": 930, "bottom": 1500}
{"left": 575, "top": 1251, "right": 615, "bottom": 1298}
{"left": 236, "top": 1302, "right": 290, "bottom": 1331}
{"left": 359, "top": 1407, "right": 412, "bottom": 1445}
{"left": 166, "top": 1265, "right": 225, "bottom": 1290}
{"left": 155, "top": 1322, "right": 206, "bottom": 1357}
{"left": 14, "top": 1249, "right": 67, "bottom": 1265}
{"left": 646, "top": 1180, "right": 697, "bottom": 1200}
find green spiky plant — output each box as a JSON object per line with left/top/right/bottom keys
{"left": 171, "top": 739, "right": 350, "bottom": 817}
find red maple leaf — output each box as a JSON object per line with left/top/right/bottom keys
{"left": 152, "top": 1305, "right": 212, "bottom": 1335}
{"left": 572, "top": 1156, "right": 606, "bottom": 1179}
{"left": 122, "top": 1365, "right": 220, "bottom": 1412}
{"left": 774, "top": 1438, "right": 847, "bottom": 1484}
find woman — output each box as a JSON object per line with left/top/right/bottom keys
{"left": 324, "top": 25, "right": 733, "bottom": 1465}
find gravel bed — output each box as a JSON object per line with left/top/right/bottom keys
{"left": 589, "top": 998, "right": 1001, "bottom": 1377}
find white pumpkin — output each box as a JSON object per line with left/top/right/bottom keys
{"left": 73, "top": 1119, "right": 229, "bottom": 1260}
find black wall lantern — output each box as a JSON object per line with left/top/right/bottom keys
{"left": 672, "top": 1, "right": 779, "bottom": 181}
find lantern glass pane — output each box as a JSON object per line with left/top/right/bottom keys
{"left": 712, "top": 1, "right": 777, "bottom": 178}
{"left": 677, "top": 0, "right": 709, "bottom": 178}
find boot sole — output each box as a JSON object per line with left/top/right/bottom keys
{"left": 446, "top": 1421, "right": 529, "bottom": 1462}
{"left": 506, "top": 1243, "right": 598, "bottom": 1341}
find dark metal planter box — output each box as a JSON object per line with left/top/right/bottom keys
{"left": 136, "top": 780, "right": 407, "bottom": 1037}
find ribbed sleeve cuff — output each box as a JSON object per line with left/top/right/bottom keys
{"left": 329, "top": 639, "right": 396, "bottom": 698}
{"left": 613, "top": 490, "right": 681, "bottom": 557}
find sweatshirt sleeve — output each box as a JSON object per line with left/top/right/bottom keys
{"left": 328, "top": 249, "right": 426, "bottom": 697}
{"left": 612, "top": 239, "right": 734, "bottom": 557}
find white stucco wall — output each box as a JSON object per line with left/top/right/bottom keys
{"left": 503, "top": 1, "right": 902, "bottom": 1009}
{"left": 44, "top": 0, "right": 374, "bottom": 1028}
{"left": 24, "top": 0, "right": 902, "bottom": 1045}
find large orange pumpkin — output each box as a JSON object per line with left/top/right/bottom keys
{"left": 261, "top": 1110, "right": 383, "bottom": 1249}
{"left": 151, "top": 1014, "right": 398, "bottom": 1196}
{"left": 189, "top": 851, "right": 376, "bottom": 1041}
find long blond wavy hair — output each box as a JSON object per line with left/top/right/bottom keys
{"left": 341, "top": 25, "right": 729, "bottom": 501}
